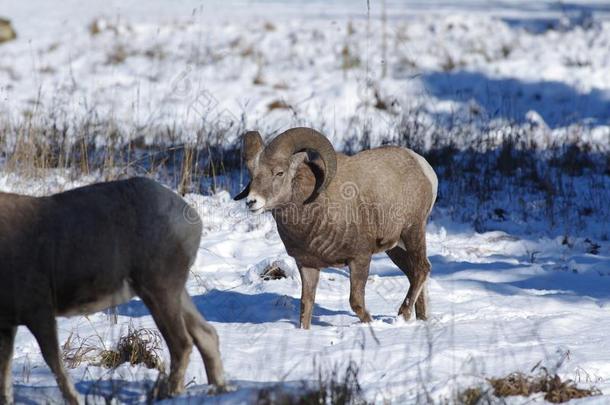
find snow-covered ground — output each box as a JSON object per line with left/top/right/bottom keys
{"left": 1, "top": 0, "right": 610, "bottom": 403}
{"left": 2, "top": 186, "right": 608, "bottom": 404}
{"left": 1, "top": 0, "right": 610, "bottom": 148}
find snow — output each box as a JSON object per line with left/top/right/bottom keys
{"left": 1, "top": 0, "right": 610, "bottom": 403}
{"left": 1, "top": 0, "right": 610, "bottom": 148}
{"left": 2, "top": 189, "right": 608, "bottom": 403}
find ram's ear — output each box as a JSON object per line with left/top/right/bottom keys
{"left": 233, "top": 182, "right": 250, "bottom": 201}
{"left": 244, "top": 131, "right": 264, "bottom": 170}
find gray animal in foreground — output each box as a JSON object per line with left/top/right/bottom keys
{"left": 0, "top": 177, "right": 225, "bottom": 404}
{"left": 234, "top": 128, "right": 437, "bottom": 329}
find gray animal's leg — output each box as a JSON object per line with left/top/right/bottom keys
{"left": 139, "top": 290, "right": 193, "bottom": 397}
{"left": 347, "top": 256, "right": 372, "bottom": 323}
{"left": 0, "top": 327, "right": 16, "bottom": 405}
{"left": 386, "top": 222, "right": 431, "bottom": 321}
{"left": 298, "top": 266, "right": 320, "bottom": 329}
{"left": 180, "top": 291, "right": 225, "bottom": 387}
{"left": 26, "top": 318, "right": 78, "bottom": 405}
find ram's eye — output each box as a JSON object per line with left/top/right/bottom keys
{"left": 275, "top": 171, "right": 284, "bottom": 177}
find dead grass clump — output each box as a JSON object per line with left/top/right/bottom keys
{"left": 253, "top": 73, "right": 265, "bottom": 85}
{"left": 456, "top": 387, "right": 485, "bottom": 405}
{"left": 62, "top": 327, "right": 165, "bottom": 371}
{"left": 106, "top": 44, "right": 129, "bottom": 65}
{"left": 267, "top": 100, "right": 290, "bottom": 111}
{"left": 240, "top": 45, "right": 255, "bottom": 57}
{"left": 263, "top": 21, "right": 276, "bottom": 32}
{"left": 261, "top": 263, "right": 287, "bottom": 281}
{"left": 89, "top": 17, "right": 131, "bottom": 37}
{"left": 341, "top": 44, "right": 361, "bottom": 70}
{"left": 89, "top": 18, "right": 104, "bottom": 35}
{"left": 99, "top": 327, "right": 165, "bottom": 372}
{"left": 489, "top": 371, "right": 601, "bottom": 403}
{"left": 0, "top": 17, "right": 17, "bottom": 43}
{"left": 62, "top": 332, "right": 100, "bottom": 369}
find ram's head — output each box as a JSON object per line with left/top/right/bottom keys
{"left": 233, "top": 127, "right": 337, "bottom": 213}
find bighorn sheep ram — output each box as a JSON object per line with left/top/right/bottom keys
{"left": 0, "top": 177, "right": 225, "bottom": 404}
{"left": 234, "top": 128, "right": 437, "bottom": 329}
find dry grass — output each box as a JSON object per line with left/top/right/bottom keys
{"left": 106, "top": 44, "right": 129, "bottom": 65}
{"left": 341, "top": 44, "right": 361, "bottom": 70}
{"left": 62, "top": 332, "right": 102, "bottom": 369}
{"left": 261, "top": 263, "right": 287, "bottom": 281}
{"left": 263, "top": 21, "right": 276, "bottom": 32}
{"left": 267, "top": 100, "right": 291, "bottom": 110}
{"left": 99, "top": 327, "right": 165, "bottom": 371}
{"left": 456, "top": 387, "right": 485, "bottom": 405}
{"left": 0, "top": 116, "right": 240, "bottom": 195}
{"left": 0, "top": 17, "right": 17, "bottom": 43}
{"left": 62, "top": 327, "right": 165, "bottom": 372}
{"left": 489, "top": 370, "right": 601, "bottom": 403}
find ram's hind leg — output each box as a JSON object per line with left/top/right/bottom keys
{"left": 0, "top": 326, "right": 16, "bottom": 405}
{"left": 181, "top": 291, "right": 225, "bottom": 387}
{"left": 139, "top": 285, "right": 192, "bottom": 397}
{"left": 386, "top": 222, "right": 431, "bottom": 321}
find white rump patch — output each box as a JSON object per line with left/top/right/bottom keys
{"left": 407, "top": 150, "right": 438, "bottom": 214}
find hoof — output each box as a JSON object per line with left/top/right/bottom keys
{"left": 148, "top": 373, "right": 183, "bottom": 401}
{"left": 359, "top": 312, "right": 372, "bottom": 323}
{"left": 415, "top": 313, "right": 428, "bottom": 321}
{"left": 398, "top": 306, "right": 412, "bottom": 321}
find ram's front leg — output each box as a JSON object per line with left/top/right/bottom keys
{"left": 298, "top": 266, "right": 320, "bottom": 329}
{"left": 348, "top": 256, "right": 372, "bottom": 323}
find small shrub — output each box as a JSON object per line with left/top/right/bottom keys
{"left": 106, "top": 44, "right": 129, "bottom": 65}
{"left": 489, "top": 370, "right": 601, "bottom": 403}
{"left": 267, "top": 100, "right": 291, "bottom": 110}
{"left": 263, "top": 21, "right": 276, "bottom": 32}
{"left": 62, "top": 327, "right": 164, "bottom": 371}
{"left": 456, "top": 387, "right": 485, "bottom": 405}
{"left": 0, "top": 18, "right": 17, "bottom": 43}
{"left": 62, "top": 332, "right": 103, "bottom": 369}
{"left": 99, "top": 327, "right": 165, "bottom": 371}
{"left": 261, "top": 263, "right": 287, "bottom": 281}
{"left": 341, "top": 44, "right": 360, "bottom": 70}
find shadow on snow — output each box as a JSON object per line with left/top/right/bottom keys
{"left": 429, "top": 254, "right": 610, "bottom": 301}
{"left": 114, "top": 290, "right": 352, "bottom": 326}
{"left": 421, "top": 70, "right": 610, "bottom": 128}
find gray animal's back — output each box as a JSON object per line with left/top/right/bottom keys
{"left": 0, "top": 177, "right": 202, "bottom": 322}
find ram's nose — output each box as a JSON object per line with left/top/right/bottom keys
{"left": 245, "top": 193, "right": 266, "bottom": 213}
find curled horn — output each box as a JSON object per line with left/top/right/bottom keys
{"left": 265, "top": 127, "right": 337, "bottom": 203}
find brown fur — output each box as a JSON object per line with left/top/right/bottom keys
{"left": 0, "top": 177, "right": 225, "bottom": 404}
{"left": 235, "top": 129, "right": 438, "bottom": 328}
